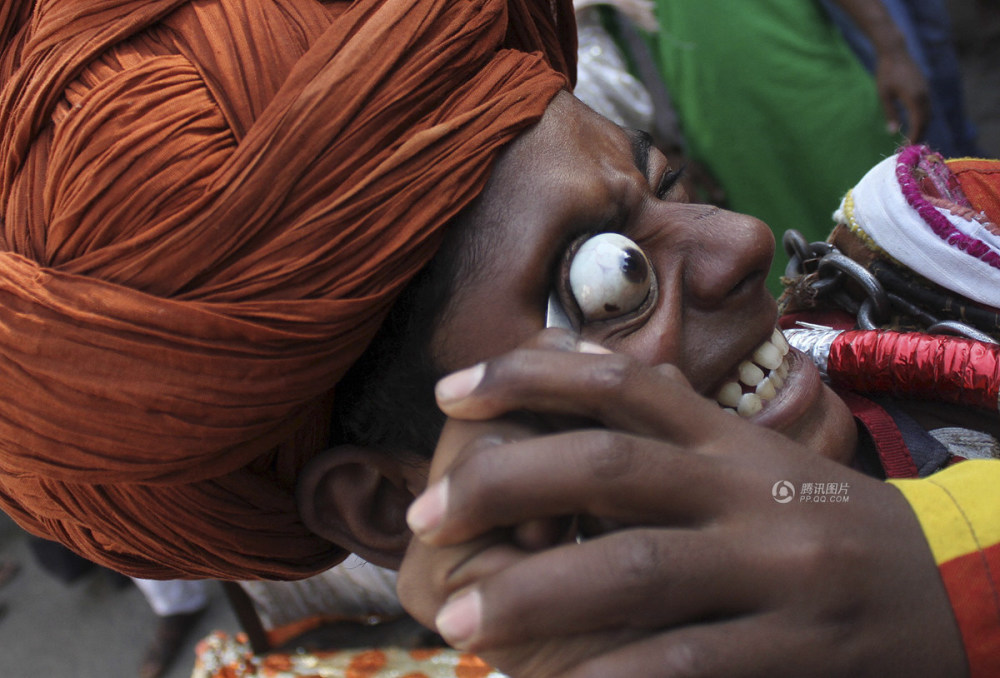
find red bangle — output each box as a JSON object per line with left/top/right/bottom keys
{"left": 828, "top": 330, "right": 1000, "bottom": 412}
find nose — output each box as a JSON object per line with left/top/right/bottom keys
{"left": 626, "top": 204, "right": 776, "bottom": 388}
{"left": 675, "top": 206, "right": 774, "bottom": 311}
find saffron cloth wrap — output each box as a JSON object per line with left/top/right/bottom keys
{"left": 0, "top": 0, "right": 572, "bottom": 579}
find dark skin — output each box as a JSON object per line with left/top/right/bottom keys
{"left": 398, "top": 336, "right": 968, "bottom": 677}
{"left": 391, "top": 91, "right": 966, "bottom": 677}
{"left": 430, "top": 92, "right": 855, "bottom": 463}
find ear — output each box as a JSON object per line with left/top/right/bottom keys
{"left": 297, "top": 445, "right": 427, "bottom": 570}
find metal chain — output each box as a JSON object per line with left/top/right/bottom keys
{"left": 782, "top": 230, "right": 998, "bottom": 344}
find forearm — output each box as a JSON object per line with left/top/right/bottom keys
{"left": 829, "top": 0, "right": 908, "bottom": 57}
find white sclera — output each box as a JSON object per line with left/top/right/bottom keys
{"left": 568, "top": 233, "right": 651, "bottom": 321}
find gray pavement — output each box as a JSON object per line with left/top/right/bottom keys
{"left": 0, "top": 512, "right": 237, "bottom": 678}
{"left": 1, "top": 3, "right": 999, "bottom": 677}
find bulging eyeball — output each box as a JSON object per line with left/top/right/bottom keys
{"left": 568, "top": 233, "right": 652, "bottom": 321}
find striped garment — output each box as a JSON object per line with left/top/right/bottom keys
{"left": 891, "top": 461, "right": 1000, "bottom": 678}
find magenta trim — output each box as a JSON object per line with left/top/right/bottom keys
{"left": 895, "top": 145, "right": 1000, "bottom": 270}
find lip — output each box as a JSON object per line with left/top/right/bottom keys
{"left": 745, "top": 347, "right": 823, "bottom": 432}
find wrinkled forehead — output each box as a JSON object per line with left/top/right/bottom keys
{"left": 486, "top": 91, "right": 631, "bottom": 191}
{"left": 453, "top": 91, "right": 633, "bottom": 259}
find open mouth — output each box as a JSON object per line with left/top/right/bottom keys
{"left": 714, "top": 328, "right": 791, "bottom": 417}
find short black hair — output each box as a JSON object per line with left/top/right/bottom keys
{"left": 331, "top": 197, "right": 501, "bottom": 459}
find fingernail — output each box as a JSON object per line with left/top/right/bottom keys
{"left": 436, "top": 363, "right": 485, "bottom": 403}
{"left": 887, "top": 121, "right": 900, "bottom": 135}
{"left": 407, "top": 478, "right": 448, "bottom": 536}
{"left": 576, "top": 340, "right": 612, "bottom": 354}
{"left": 436, "top": 589, "right": 482, "bottom": 647}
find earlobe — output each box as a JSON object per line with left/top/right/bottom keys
{"left": 297, "top": 445, "right": 427, "bottom": 570}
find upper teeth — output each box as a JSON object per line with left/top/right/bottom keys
{"left": 716, "top": 329, "right": 791, "bottom": 418}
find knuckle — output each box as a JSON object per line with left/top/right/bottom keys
{"left": 491, "top": 348, "right": 536, "bottom": 381}
{"left": 661, "top": 640, "right": 708, "bottom": 678}
{"left": 615, "top": 530, "right": 665, "bottom": 598}
{"left": 454, "top": 447, "right": 504, "bottom": 494}
{"left": 584, "top": 430, "right": 642, "bottom": 481}
{"left": 395, "top": 565, "right": 417, "bottom": 602}
{"left": 396, "top": 565, "right": 441, "bottom": 627}
{"left": 586, "top": 353, "right": 637, "bottom": 391}
{"left": 773, "top": 530, "right": 868, "bottom": 621}
{"left": 775, "top": 530, "right": 828, "bottom": 582}
{"left": 787, "top": 530, "right": 858, "bottom": 579}
{"left": 445, "top": 449, "right": 503, "bottom": 513}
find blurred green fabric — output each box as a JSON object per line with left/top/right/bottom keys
{"left": 650, "top": 0, "right": 903, "bottom": 294}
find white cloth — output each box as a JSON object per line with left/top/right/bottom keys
{"left": 132, "top": 577, "right": 210, "bottom": 617}
{"left": 836, "top": 152, "right": 1000, "bottom": 309}
{"left": 239, "top": 554, "right": 403, "bottom": 630}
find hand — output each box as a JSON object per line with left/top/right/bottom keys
{"left": 829, "top": 0, "right": 931, "bottom": 143}
{"left": 399, "top": 412, "right": 646, "bottom": 677}
{"left": 398, "top": 333, "right": 967, "bottom": 677}
{"left": 399, "top": 331, "right": 642, "bottom": 676}
{"left": 875, "top": 48, "right": 930, "bottom": 143}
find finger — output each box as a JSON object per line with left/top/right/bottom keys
{"left": 878, "top": 89, "right": 901, "bottom": 136}
{"left": 556, "top": 613, "right": 831, "bottom": 678}
{"left": 434, "top": 527, "right": 764, "bottom": 652}
{"left": 407, "top": 429, "right": 732, "bottom": 544}
{"left": 478, "top": 628, "right": 645, "bottom": 678}
{"left": 512, "top": 515, "right": 577, "bottom": 551}
{"left": 904, "top": 95, "right": 930, "bottom": 142}
{"left": 514, "top": 327, "right": 592, "bottom": 353}
{"left": 435, "top": 348, "right": 726, "bottom": 445}
{"left": 397, "top": 536, "right": 525, "bottom": 628}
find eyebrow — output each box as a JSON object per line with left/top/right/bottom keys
{"left": 628, "top": 129, "right": 654, "bottom": 178}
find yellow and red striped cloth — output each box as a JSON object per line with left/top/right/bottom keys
{"left": 891, "top": 460, "right": 1000, "bottom": 678}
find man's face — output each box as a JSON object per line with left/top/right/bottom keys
{"left": 431, "top": 91, "right": 855, "bottom": 461}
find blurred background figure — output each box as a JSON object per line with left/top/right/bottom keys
{"left": 820, "top": 0, "right": 981, "bottom": 157}
{"left": 0, "top": 559, "right": 17, "bottom": 623}
{"left": 131, "top": 579, "right": 209, "bottom": 678}
{"left": 573, "top": 0, "right": 658, "bottom": 134}
{"left": 26, "top": 535, "right": 209, "bottom": 678}
{"left": 643, "top": 0, "right": 962, "bottom": 293}
{"left": 573, "top": 0, "right": 729, "bottom": 206}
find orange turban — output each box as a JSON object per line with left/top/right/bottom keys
{"left": 0, "top": 0, "right": 572, "bottom": 579}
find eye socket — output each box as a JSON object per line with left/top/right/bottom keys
{"left": 568, "top": 233, "right": 652, "bottom": 322}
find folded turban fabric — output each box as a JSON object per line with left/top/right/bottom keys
{"left": 0, "top": 0, "right": 573, "bottom": 579}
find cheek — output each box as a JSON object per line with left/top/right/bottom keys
{"left": 433, "top": 283, "right": 547, "bottom": 373}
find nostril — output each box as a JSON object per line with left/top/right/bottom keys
{"left": 728, "top": 268, "right": 766, "bottom": 301}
